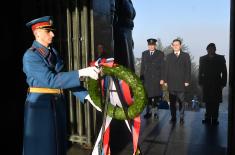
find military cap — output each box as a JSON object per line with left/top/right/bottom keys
{"left": 26, "top": 16, "right": 54, "bottom": 31}
{"left": 206, "top": 43, "right": 216, "bottom": 50}
{"left": 147, "top": 38, "right": 157, "bottom": 45}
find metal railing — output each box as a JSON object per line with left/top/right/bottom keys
{"left": 65, "top": 0, "right": 114, "bottom": 149}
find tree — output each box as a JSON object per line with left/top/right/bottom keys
{"left": 134, "top": 57, "right": 141, "bottom": 76}
{"left": 156, "top": 38, "right": 164, "bottom": 51}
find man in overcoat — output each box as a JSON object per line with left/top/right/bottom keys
{"left": 140, "top": 38, "right": 164, "bottom": 119}
{"left": 22, "top": 16, "right": 101, "bottom": 155}
{"left": 199, "top": 43, "right": 227, "bottom": 125}
{"left": 164, "top": 39, "right": 191, "bottom": 124}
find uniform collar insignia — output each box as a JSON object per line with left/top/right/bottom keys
{"left": 32, "top": 40, "right": 50, "bottom": 58}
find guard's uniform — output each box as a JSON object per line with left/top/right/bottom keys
{"left": 140, "top": 38, "right": 164, "bottom": 119}
{"left": 23, "top": 17, "right": 88, "bottom": 155}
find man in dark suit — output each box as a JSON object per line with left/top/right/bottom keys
{"left": 164, "top": 39, "right": 191, "bottom": 124}
{"left": 199, "top": 43, "right": 227, "bottom": 125}
{"left": 140, "top": 38, "right": 164, "bottom": 119}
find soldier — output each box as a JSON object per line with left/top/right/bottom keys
{"left": 22, "top": 16, "right": 101, "bottom": 155}
{"left": 113, "top": 0, "right": 136, "bottom": 71}
{"left": 199, "top": 43, "right": 227, "bottom": 125}
{"left": 140, "top": 38, "right": 165, "bottom": 119}
{"left": 164, "top": 39, "right": 191, "bottom": 124}
{"left": 110, "top": 1, "right": 136, "bottom": 153}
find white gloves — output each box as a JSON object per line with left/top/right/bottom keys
{"left": 85, "top": 94, "right": 102, "bottom": 112}
{"left": 78, "top": 66, "right": 100, "bottom": 80}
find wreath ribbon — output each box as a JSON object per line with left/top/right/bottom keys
{"left": 89, "top": 58, "right": 146, "bottom": 155}
{"left": 88, "top": 62, "right": 147, "bottom": 119}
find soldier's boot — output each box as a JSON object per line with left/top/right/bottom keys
{"left": 152, "top": 107, "right": 158, "bottom": 120}
{"left": 211, "top": 107, "right": 219, "bottom": 125}
{"left": 170, "top": 114, "right": 176, "bottom": 124}
{"left": 144, "top": 113, "right": 151, "bottom": 119}
{"left": 202, "top": 117, "right": 211, "bottom": 124}
{"left": 211, "top": 117, "right": 219, "bottom": 125}
{"left": 144, "top": 105, "right": 151, "bottom": 119}
{"left": 170, "top": 110, "right": 176, "bottom": 123}
{"left": 180, "top": 116, "right": 184, "bottom": 124}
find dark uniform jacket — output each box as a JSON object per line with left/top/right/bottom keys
{"left": 140, "top": 50, "right": 164, "bottom": 97}
{"left": 114, "top": 0, "right": 136, "bottom": 29}
{"left": 113, "top": 0, "right": 136, "bottom": 71}
{"left": 199, "top": 54, "right": 227, "bottom": 103}
{"left": 164, "top": 51, "right": 191, "bottom": 92}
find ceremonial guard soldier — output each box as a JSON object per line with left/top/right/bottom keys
{"left": 22, "top": 16, "right": 101, "bottom": 155}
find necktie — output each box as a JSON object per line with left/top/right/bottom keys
{"left": 175, "top": 52, "right": 179, "bottom": 57}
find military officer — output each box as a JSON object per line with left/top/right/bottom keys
{"left": 22, "top": 16, "right": 101, "bottom": 155}
{"left": 140, "top": 38, "right": 165, "bottom": 119}
{"left": 199, "top": 43, "right": 227, "bottom": 125}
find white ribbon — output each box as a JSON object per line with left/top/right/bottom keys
{"left": 92, "top": 79, "right": 131, "bottom": 155}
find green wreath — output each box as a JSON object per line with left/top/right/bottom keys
{"left": 88, "top": 65, "right": 147, "bottom": 120}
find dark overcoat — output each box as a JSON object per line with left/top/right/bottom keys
{"left": 140, "top": 50, "right": 164, "bottom": 97}
{"left": 23, "top": 41, "right": 88, "bottom": 155}
{"left": 164, "top": 51, "right": 191, "bottom": 92}
{"left": 199, "top": 54, "right": 227, "bottom": 103}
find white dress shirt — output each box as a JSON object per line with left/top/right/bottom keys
{"left": 150, "top": 50, "right": 154, "bottom": 55}
{"left": 174, "top": 51, "right": 180, "bottom": 57}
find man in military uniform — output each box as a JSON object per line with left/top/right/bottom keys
{"left": 110, "top": 1, "right": 137, "bottom": 154}
{"left": 140, "top": 38, "right": 165, "bottom": 119}
{"left": 199, "top": 43, "right": 227, "bottom": 125}
{"left": 113, "top": 0, "right": 136, "bottom": 71}
{"left": 164, "top": 39, "right": 191, "bottom": 124}
{"left": 22, "top": 16, "right": 101, "bottom": 155}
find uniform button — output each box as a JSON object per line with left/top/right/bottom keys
{"left": 54, "top": 96, "right": 58, "bottom": 100}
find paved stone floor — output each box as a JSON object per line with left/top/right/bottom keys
{"left": 68, "top": 107, "right": 228, "bottom": 155}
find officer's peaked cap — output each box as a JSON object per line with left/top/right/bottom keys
{"left": 147, "top": 38, "right": 157, "bottom": 45}
{"left": 26, "top": 16, "right": 54, "bottom": 31}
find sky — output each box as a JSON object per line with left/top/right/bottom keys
{"left": 132, "top": 0, "right": 230, "bottom": 66}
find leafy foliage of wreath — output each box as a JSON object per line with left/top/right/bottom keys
{"left": 88, "top": 65, "right": 147, "bottom": 120}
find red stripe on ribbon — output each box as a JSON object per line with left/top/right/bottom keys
{"left": 90, "top": 58, "right": 141, "bottom": 155}
{"left": 133, "top": 116, "right": 141, "bottom": 154}
{"left": 103, "top": 126, "right": 110, "bottom": 155}
{"left": 120, "top": 80, "right": 133, "bottom": 105}
{"left": 89, "top": 58, "right": 116, "bottom": 68}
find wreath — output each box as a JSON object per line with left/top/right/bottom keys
{"left": 88, "top": 65, "right": 147, "bottom": 120}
